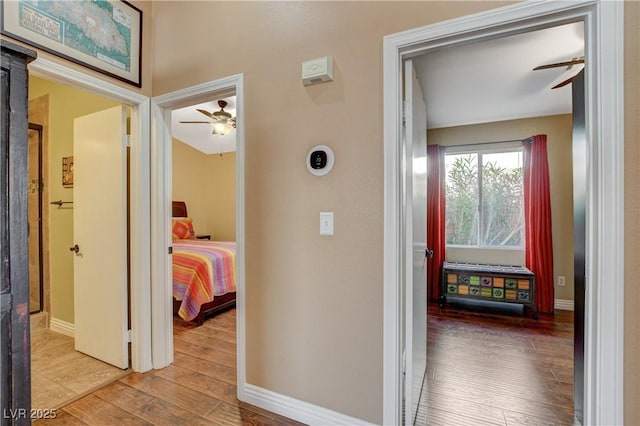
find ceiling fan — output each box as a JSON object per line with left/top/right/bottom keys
{"left": 179, "top": 100, "right": 236, "bottom": 135}
{"left": 533, "top": 57, "right": 584, "bottom": 89}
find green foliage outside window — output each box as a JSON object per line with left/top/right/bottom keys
{"left": 445, "top": 151, "right": 524, "bottom": 247}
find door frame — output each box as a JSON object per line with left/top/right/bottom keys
{"left": 149, "top": 75, "right": 246, "bottom": 393}
{"left": 27, "top": 123, "right": 44, "bottom": 314}
{"left": 28, "top": 57, "right": 152, "bottom": 372}
{"left": 383, "top": 1, "right": 624, "bottom": 425}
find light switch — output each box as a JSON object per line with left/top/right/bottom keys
{"left": 320, "top": 212, "right": 334, "bottom": 236}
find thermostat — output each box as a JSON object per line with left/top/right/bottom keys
{"left": 306, "top": 145, "right": 334, "bottom": 176}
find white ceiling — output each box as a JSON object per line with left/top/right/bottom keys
{"left": 413, "top": 22, "right": 584, "bottom": 129}
{"left": 171, "top": 96, "right": 237, "bottom": 155}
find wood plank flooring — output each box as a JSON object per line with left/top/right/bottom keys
{"left": 416, "top": 302, "right": 575, "bottom": 426}
{"left": 36, "top": 304, "right": 574, "bottom": 425}
{"left": 35, "top": 309, "right": 304, "bottom": 426}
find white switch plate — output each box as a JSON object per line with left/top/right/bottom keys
{"left": 320, "top": 212, "right": 334, "bottom": 236}
{"left": 558, "top": 275, "right": 565, "bottom": 286}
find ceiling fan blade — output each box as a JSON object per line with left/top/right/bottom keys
{"left": 179, "top": 121, "right": 210, "bottom": 124}
{"left": 196, "top": 109, "right": 214, "bottom": 118}
{"left": 533, "top": 59, "right": 584, "bottom": 71}
{"left": 551, "top": 74, "right": 577, "bottom": 89}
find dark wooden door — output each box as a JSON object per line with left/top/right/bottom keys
{"left": 1, "top": 40, "right": 36, "bottom": 426}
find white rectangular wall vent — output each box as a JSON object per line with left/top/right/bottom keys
{"left": 302, "top": 56, "right": 334, "bottom": 86}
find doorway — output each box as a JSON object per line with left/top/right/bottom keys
{"left": 28, "top": 92, "right": 52, "bottom": 334}
{"left": 170, "top": 94, "right": 238, "bottom": 376}
{"left": 412, "top": 20, "right": 581, "bottom": 424}
{"left": 150, "top": 75, "right": 246, "bottom": 399}
{"left": 28, "top": 76, "right": 133, "bottom": 410}
{"left": 27, "top": 57, "right": 152, "bottom": 373}
{"left": 382, "top": 2, "right": 625, "bottom": 425}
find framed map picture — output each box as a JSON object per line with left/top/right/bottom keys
{"left": 1, "top": 0, "right": 142, "bottom": 87}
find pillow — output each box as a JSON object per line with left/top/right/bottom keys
{"left": 172, "top": 218, "right": 196, "bottom": 240}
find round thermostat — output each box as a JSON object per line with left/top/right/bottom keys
{"left": 306, "top": 145, "right": 334, "bottom": 176}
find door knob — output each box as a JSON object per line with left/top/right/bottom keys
{"left": 425, "top": 248, "right": 434, "bottom": 259}
{"left": 69, "top": 244, "right": 80, "bottom": 253}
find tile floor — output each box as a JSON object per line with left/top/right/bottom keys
{"left": 31, "top": 328, "right": 130, "bottom": 410}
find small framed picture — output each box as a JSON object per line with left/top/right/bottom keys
{"left": 62, "top": 156, "right": 74, "bottom": 188}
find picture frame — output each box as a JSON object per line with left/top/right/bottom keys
{"left": 62, "top": 156, "right": 73, "bottom": 188}
{"left": 1, "top": 0, "right": 142, "bottom": 87}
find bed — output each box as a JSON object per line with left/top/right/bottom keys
{"left": 172, "top": 201, "right": 236, "bottom": 325}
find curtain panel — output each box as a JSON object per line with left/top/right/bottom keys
{"left": 523, "top": 134, "right": 555, "bottom": 314}
{"left": 427, "top": 144, "right": 446, "bottom": 302}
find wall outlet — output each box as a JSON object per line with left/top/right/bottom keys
{"left": 558, "top": 275, "right": 565, "bottom": 287}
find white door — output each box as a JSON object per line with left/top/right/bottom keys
{"left": 403, "top": 59, "right": 428, "bottom": 425}
{"left": 73, "top": 106, "right": 129, "bottom": 369}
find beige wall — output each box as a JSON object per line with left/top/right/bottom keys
{"left": 624, "top": 2, "right": 640, "bottom": 425}
{"left": 29, "top": 76, "right": 119, "bottom": 324}
{"left": 172, "top": 139, "right": 236, "bottom": 241}
{"left": 152, "top": 2, "right": 639, "bottom": 423}
{"left": 428, "top": 114, "right": 575, "bottom": 301}
{"left": 152, "top": 1, "right": 512, "bottom": 422}
{"left": 205, "top": 152, "right": 236, "bottom": 241}
{"left": 7, "top": 1, "right": 636, "bottom": 423}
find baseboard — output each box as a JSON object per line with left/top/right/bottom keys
{"left": 49, "top": 317, "right": 75, "bottom": 337}
{"left": 241, "top": 383, "right": 376, "bottom": 426}
{"left": 554, "top": 299, "right": 574, "bottom": 311}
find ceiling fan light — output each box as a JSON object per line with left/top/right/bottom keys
{"left": 214, "top": 110, "right": 232, "bottom": 120}
{"left": 212, "top": 121, "right": 232, "bottom": 135}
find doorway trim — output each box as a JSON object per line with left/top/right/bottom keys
{"left": 382, "top": 1, "right": 624, "bottom": 425}
{"left": 28, "top": 57, "right": 152, "bottom": 372}
{"left": 149, "top": 75, "right": 246, "bottom": 390}
{"left": 27, "top": 122, "right": 44, "bottom": 314}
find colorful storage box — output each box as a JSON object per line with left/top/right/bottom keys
{"left": 440, "top": 261, "right": 537, "bottom": 318}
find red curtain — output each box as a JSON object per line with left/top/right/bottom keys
{"left": 523, "top": 135, "right": 555, "bottom": 314}
{"left": 427, "top": 145, "right": 446, "bottom": 302}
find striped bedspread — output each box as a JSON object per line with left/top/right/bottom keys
{"left": 172, "top": 240, "right": 236, "bottom": 321}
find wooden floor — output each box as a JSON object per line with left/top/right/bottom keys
{"left": 36, "top": 304, "right": 574, "bottom": 425}
{"left": 31, "top": 328, "right": 130, "bottom": 411}
{"left": 35, "top": 308, "right": 304, "bottom": 425}
{"left": 415, "top": 302, "right": 575, "bottom": 425}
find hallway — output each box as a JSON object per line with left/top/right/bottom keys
{"left": 35, "top": 309, "right": 303, "bottom": 425}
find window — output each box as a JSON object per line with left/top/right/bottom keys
{"left": 445, "top": 146, "right": 524, "bottom": 248}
